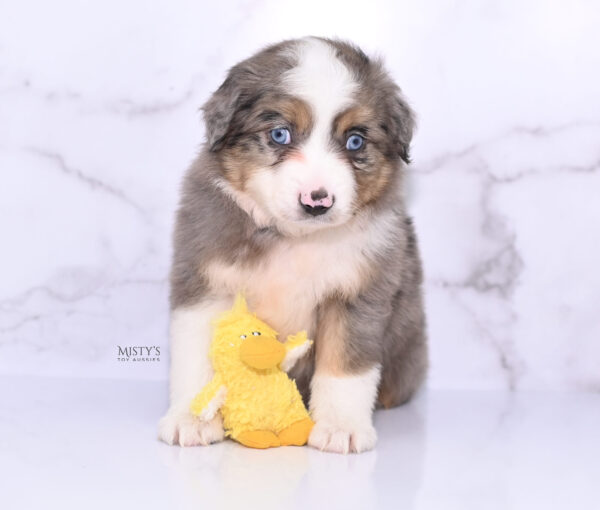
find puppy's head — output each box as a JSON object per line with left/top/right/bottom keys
{"left": 203, "top": 37, "right": 415, "bottom": 236}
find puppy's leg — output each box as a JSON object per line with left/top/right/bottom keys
{"left": 377, "top": 316, "right": 427, "bottom": 409}
{"left": 158, "top": 297, "right": 230, "bottom": 446}
{"left": 309, "top": 368, "right": 380, "bottom": 454}
{"left": 308, "top": 299, "right": 382, "bottom": 454}
{"left": 378, "top": 226, "right": 428, "bottom": 408}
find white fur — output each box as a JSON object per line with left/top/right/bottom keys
{"left": 280, "top": 340, "right": 312, "bottom": 373}
{"left": 308, "top": 366, "right": 381, "bottom": 454}
{"left": 285, "top": 37, "right": 357, "bottom": 126}
{"left": 241, "top": 38, "right": 359, "bottom": 236}
{"left": 158, "top": 413, "right": 224, "bottom": 448}
{"left": 199, "top": 386, "right": 227, "bottom": 421}
{"left": 158, "top": 297, "right": 232, "bottom": 446}
{"left": 205, "top": 207, "right": 398, "bottom": 340}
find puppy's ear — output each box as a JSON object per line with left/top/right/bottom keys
{"left": 201, "top": 41, "right": 296, "bottom": 151}
{"left": 389, "top": 92, "right": 416, "bottom": 164}
{"left": 202, "top": 66, "right": 248, "bottom": 151}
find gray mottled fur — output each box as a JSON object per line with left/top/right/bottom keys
{"left": 170, "top": 37, "right": 427, "bottom": 408}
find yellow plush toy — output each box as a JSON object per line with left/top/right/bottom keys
{"left": 190, "top": 294, "right": 314, "bottom": 449}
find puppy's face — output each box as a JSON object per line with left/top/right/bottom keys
{"left": 204, "top": 38, "right": 414, "bottom": 235}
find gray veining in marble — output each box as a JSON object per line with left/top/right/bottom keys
{"left": 1, "top": 0, "right": 599, "bottom": 389}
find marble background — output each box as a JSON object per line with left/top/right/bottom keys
{"left": 1, "top": 0, "right": 599, "bottom": 390}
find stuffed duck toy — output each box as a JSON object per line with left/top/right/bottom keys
{"left": 190, "top": 294, "right": 314, "bottom": 449}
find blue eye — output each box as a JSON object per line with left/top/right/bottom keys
{"left": 346, "top": 134, "right": 364, "bottom": 151}
{"left": 270, "top": 128, "right": 291, "bottom": 145}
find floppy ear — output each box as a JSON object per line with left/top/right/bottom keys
{"left": 389, "top": 92, "right": 416, "bottom": 164}
{"left": 201, "top": 71, "right": 243, "bottom": 151}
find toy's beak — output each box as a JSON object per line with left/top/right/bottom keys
{"left": 239, "top": 336, "right": 285, "bottom": 370}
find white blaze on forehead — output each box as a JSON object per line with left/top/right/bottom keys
{"left": 239, "top": 38, "right": 361, "bottom": 235}
{"left": 283, "top": 38, "right": 357, "bottom": 142}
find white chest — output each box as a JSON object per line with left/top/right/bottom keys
{"left": 205, "top": 213, "right": 394, "bottom": 338}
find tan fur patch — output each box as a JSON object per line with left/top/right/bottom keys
{"left": 314, "top": 298, "right": 348, "bottom": 376}
{"left": 218, "top": 95, "right": 313, "bottom": 192}
{"left": 333, "top": 105, "right": 397, "bottom": 209}
{"left": 333, "top": 105, "right": 373, "bottom": 138}
{"left": 270, "top": 96, "right": 313, "bottom": 134}
{"left": 354, "top": 158, "right": 395, "bottom": 206}
{"left": 220, "top": 148, "right": 260, "bottom": 191}
{"left": 377, "top": 386, "right": 396, "bottom": 409}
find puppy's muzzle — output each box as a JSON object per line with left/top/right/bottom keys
{"left": 298, "top": 188, "right": 335, "bottom": 216}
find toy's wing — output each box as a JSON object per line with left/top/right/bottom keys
{"left": 280, "top": 331, "right": 313, "bottom": 372}
{"left": 190, "top": 374, "right": 227, "bottom": 421}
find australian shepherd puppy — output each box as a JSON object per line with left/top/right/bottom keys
{"left": 158, "top": 37, "right": 427, "bottom": 453}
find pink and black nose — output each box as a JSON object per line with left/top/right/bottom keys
{"left": 299, "top": 187, "right": 334, "bottom": 216}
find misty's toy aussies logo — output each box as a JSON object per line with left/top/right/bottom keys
{"left": 117, "top": 346, "right": 161, "bottom": 362}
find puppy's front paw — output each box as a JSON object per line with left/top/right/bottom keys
{"left": 158, "top": 410, "right": 224, "bottom": 447}
{"left": 308, "top": 420, "right": 377, "bottom": 454}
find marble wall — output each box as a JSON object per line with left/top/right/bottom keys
{"left": 1, "top": 0, "right": 599, "bottom": 389}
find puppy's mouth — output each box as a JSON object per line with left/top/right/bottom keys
{"left": 279, "top": 202, "right": 350, "bottom": 232}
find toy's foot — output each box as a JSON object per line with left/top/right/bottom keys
{"left": 236, "top": 430, "right": 281, "bottom": 449}
{"left": 278, "top": 418, "right": 314, "bottom": 446}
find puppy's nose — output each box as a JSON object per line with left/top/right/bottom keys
{"left": 299, "top": 187, "right": 334, "bottom": 216}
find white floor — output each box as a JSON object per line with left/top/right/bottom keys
{"left": 1, "top": 376, "right": 598, "bottom": 510}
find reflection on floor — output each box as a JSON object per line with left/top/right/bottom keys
{"left": 0, "top": 376, "right": 598, "bottom": 510}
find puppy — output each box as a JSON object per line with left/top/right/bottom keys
{"left": 158, "top": 37, "right": 427, "bottom": 453}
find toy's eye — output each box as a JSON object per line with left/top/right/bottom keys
{"left": 252, "top": 331, "right": 261, "bottom": 336}
{"left": 240, "top": 334, "right": 247, "bottom": 339}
